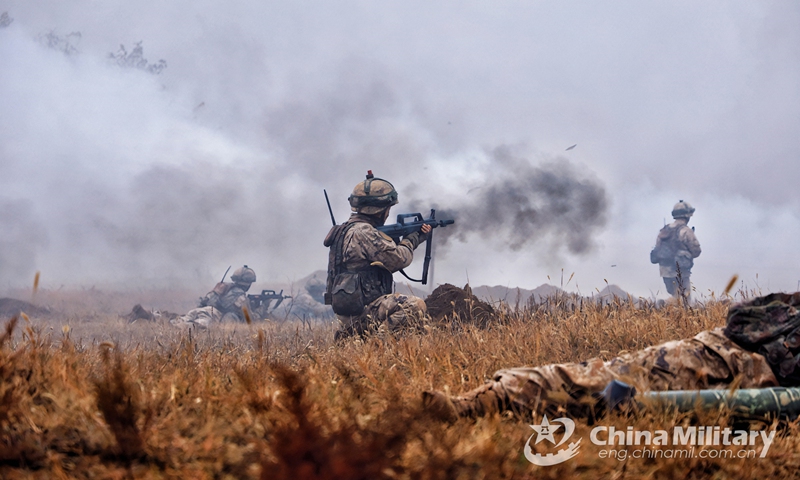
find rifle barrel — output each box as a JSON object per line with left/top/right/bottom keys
{"left": 642, "top": 387, "right": 800, "bottom": 418}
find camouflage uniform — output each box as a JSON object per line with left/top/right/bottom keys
{"left": 326, "top": 172, "right": 431, "bottom": 339}
{"left": 328, "top": 214, "right": 428, "bottom": 338}
{"left": 171, "top": 267, "right": 256, "bottom": 328}
{"left": 656, "top": 218, "right": 701, "bottom": 296}
{"left": 652, "top": 201, "right": 701, "bottom": 298}
{"left": 281, "top": 276, "right": 331, "bottom": 320}
{"left": 423, "top": 328, "right": 777, "bottom": 420}
{"left": 171, "top": 283, "right": 251, "bottom": 328}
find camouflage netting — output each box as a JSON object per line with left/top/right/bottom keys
{"left": 425, "top": 283, "right": 495, "bottom": 327}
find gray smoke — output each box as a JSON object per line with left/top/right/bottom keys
{"left": 2, "top": 2, "right": 800, "bottom": 296}
{"left": 0, "top": 198, "right": 48, "bottom": 281}
{"left": 409, "top": 146, "right": 608, "bottom": 256}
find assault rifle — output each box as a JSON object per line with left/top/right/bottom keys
{"left": 247, "top": 289, "right": 292, "bottom": 316}
{"left": 323, "top": 189, "right": 455, "bottom": 285}
{"left": 378, "top": 210, "right": 454, "bottom": 285}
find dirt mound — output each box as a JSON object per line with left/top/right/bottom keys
{"left": 124, "top": 304, "right": 156, "bottom": 323}
{"left": 425, "top": 283, "right": 495, "bottom": 327}
{"left": 0, "top": 297, "right": 51, "bottom": 318}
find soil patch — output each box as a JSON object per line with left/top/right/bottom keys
{"left": 425, "top": 283, "right": 495, "bottom": 327}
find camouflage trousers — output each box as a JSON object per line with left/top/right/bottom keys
{"left": 170, "top": 306, "right": 241, "bottom": 329}
{"left": 423, "top": 328, "right": 777, "bottom": 420}
{"left": 663, "top": 274, "right": 691, "bottom": 298}
{"left": 335, "top": 293, "right": 428, "bottom": 339}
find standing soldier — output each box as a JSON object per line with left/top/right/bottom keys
{"left": 324, "top": 171, "right": 431, "bottom": 339}
{"left": 650, "top": 200, "right": 701, "bottom": 300}
{"left": 171, "top": 265, "right": 256, "bottom": 328}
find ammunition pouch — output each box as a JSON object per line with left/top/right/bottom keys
{"left": 330, "top": 266, "right": 393, "bottom": 316}
{"left": 325, "top": 221, "right": 394, "bottom": 316}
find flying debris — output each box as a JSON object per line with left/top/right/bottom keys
{"left": 611, "top": 265, "right": 617, "bottom": 267}
{"left": 565, "top": 144, "right": 577, "bottom": 151}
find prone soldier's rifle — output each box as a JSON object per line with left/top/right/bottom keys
{"left": 323, "top": 189, "right": 455, "bottom": 285}
{"left": 603, "top": 379, "right": 800, "bottom": 419}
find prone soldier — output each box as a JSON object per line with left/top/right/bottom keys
{"left": 171, "top": 265, "right": 256, "bottom": 328}
{"left": 423, "top": 293, "right": 800, "bottom": 421}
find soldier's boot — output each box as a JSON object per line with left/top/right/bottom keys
{"left": 334, "top": 314, "right": 367, "bottom": 341}
{"left": 422, "top": 391, "right": 459, "bottom": 423}
{"left": 422, "top": 383, "right": 504, "bottom": 422}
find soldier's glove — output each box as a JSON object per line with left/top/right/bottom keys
{"left": 401, "top": 231, "right": 428, "bottom": 250}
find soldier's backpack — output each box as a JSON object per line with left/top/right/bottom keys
{"left": 323, "top": 221, "right": 393, "bottom": 316}
{"left": 724, "top": 292, "right": 800, "bottom": 386}
{"left": 650, "top": 225, "right": 680, "bottom": 265}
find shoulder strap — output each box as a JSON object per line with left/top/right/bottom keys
{"left": 325, "top": 221, "right": 360, "bottom": 299}
{"left": 333, "top": 221, "right": 359, "bottom": 275}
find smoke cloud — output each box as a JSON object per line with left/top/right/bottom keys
{"left": 1, "top": 2, "right": 799, "bottom": 298}
{"left": 0, "top": 198, "right": 48, "bottom": 280}
{"left": 409, "top": 146, "right": 608, "bottom": 257}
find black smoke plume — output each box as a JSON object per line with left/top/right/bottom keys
{"left": 410, "top": 146, "right": 608, "bottom": 256}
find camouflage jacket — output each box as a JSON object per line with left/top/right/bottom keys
{"left": 199, "top": 282, "right": 249, "bottom": 318}
{"left": 656, "top": 218, "right": 701, "bottom": 277}
{"left": 334, "top": 214, "right": 419, "bottom": 274}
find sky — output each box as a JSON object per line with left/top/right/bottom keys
{"left": 1, "top": 1, "right": 799, "bottom": 299}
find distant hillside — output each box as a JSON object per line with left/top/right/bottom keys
{"left": 270, "top": 271, "right": 638, "bottom": 310}
{"left": 469, "top": 284, "right": 564, "bottom": 306}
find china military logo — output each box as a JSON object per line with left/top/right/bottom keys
{"left": 523, "top": 415, "right": 582, "bottom": 466}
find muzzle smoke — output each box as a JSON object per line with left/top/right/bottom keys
{"left": 410, "top": 146, "right": 608, "bottom": 257}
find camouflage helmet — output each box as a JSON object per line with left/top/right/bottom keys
{"left": 671, "top": 200, "right": 695, "bottom": 219}
{"left": 230, "top": 265, "right": 256, "bottom": 284}
{"left": 348, "top": 170, "right": 398, "bottom": 215}
{"left": 305, "top": 275, "right": 326, "bottom": 303}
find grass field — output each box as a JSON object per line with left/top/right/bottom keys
{"left": 2, "top": 288, "right": 799, "bottom": 479}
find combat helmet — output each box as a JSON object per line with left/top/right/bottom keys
{"left": 671, "top": 200, "right": 695, "bottom": 219}
{"left": 348, "top": 170, "right": 398, "bottom": 214}
{"left": 230, "top": 265, "right": 256, "bottom": 285}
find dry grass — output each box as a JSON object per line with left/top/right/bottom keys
{"left": 2, "top": 289, "right": 800, "bottom": 479}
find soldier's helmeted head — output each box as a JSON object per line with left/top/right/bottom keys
{"left": 348, "top": 170, "right": 398, "bottom": 217}
{"left": 671, "top": 200, "right": 695, "bottom": 220}
{"left": 305, "top": 275, "right": 326, "bottom": 303}
{"left": 230, "top": 265, "right": 256, "bottom": 290}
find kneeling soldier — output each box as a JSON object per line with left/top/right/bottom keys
{"left": 325, "top": 171, "right": 431, "bottom": 339}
